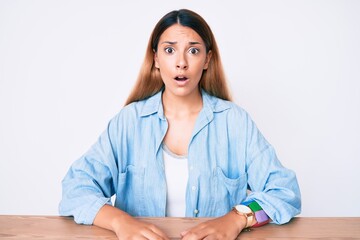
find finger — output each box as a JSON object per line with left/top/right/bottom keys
{"left": 133, "top": 236, "right": 148, "bottom": 240}
{"left": 181, "top": 228, "right": 210, "bottom": 240}
{"left": 181, "top": 222, "right": 207, "bottom": 236}
{"left": 142, "top": 228, "right": 168, "bottom": 240}
{"left": 148, "top": 225, "right": 169, "bottom": 240}
{"left": 203, "top": 235, "right": 217, "bottom": 240}
{"left": 180, "top": 229, "right": 188, "bottom": 236}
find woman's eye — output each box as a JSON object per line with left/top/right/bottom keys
{"left": 164, "top": 47, "right": 174, "bottom": 54}
{"left": 189, "top": 48, "right": 199, "bottom": 54}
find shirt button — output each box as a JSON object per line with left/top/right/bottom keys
{"left": 194, "top": 209, "right": 199, "bottom": 214}
{"left": 191, "top": 186, "right": 196, "bottom": 191}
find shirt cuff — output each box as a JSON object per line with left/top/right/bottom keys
{"left": 81, "top": 197, "right": 112, "bottom": 225}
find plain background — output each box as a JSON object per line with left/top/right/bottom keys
{"left": 1, "top": 0, "right": 359, "bottom": 217}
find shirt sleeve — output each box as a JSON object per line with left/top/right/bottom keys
{"left": 58, "top": 117, "right": 120, "bottom": 225}
{"left": 243, "top": 113, "right": 301, "bottom": 224}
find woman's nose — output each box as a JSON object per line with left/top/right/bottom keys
{"left": 176, "top": 54, "right": 188, "bottom": 70}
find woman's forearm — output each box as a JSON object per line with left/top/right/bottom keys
{"left": 93, "top": 204, "right": 169, "bottom": 240}
{"left": 93, "top": 204, "right": 130, "bottom": 232}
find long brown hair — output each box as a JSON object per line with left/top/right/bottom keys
{"left": 125, "top": 9, "right": 232, "bottom": 105}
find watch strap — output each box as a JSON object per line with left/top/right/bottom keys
{"left": 255, "top": 209, "right": 268, "bottom": 223}
{"left": 248, "top": 201, "right": 262, "bottom": 212}
{"left": 246, "top": 201, "right": 270, "bottom": 227}
{"left": 232, "top": 206, "right": 254, "bottom": 228}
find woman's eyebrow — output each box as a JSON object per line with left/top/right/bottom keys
{"left": 160, "top": 41, "right": 202, "bottom": 45}
{"left": 161, "top": 41, "right": 177, "bottom": 45}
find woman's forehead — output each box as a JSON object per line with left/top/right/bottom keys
{"left": 159, "top": 24, "right": 204, "bottom": 43}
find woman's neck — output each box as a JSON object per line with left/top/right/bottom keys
{"left": 162, "top": 89, "right": 203, "bottom": 117}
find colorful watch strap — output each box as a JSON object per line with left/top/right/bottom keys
{"left": 255, "top": 210, "right": 268, "bottom": 223}
{"left": 248, "top": 201, "right": 262, "bottom": 212}
{"left": 246, "top": 201, "right": 270, "bottom": 228}
{"left": 252, "top": 218, "right": 270, "bottom": 227}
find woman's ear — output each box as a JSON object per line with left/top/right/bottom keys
{"left": 153, "top": 50, "right": 160, "bottom": 69}
{"left": 203, "top": 50, "right": 212, "bottom": 70}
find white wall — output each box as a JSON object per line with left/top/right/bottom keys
{"left": 1, "top": 0, "right": 359, "bottom": 217}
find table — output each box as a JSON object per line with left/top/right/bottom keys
{"left": 0, "top": 216, "right": 359, "bottom": 239}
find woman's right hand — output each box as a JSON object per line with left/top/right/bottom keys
{"left": 112, "top": 214, "right": 169, "bottom": 240}
{"left": 94, "top": 205, "right": 169, "bottom": 240}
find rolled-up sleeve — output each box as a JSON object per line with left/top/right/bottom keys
{"left": 244, "top": 114, "right": 301, "bottom": 224}
{"left": 59, "top": 118, "right": 120, "bottom": 224}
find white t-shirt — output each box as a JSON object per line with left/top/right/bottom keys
{"left": 162, "top": 144, "right": 188, "bottom": 217}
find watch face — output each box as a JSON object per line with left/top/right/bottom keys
{"left": 235, "top": 205, "right": 252, "bottom": 214}
{"left": 233, "top": 205, "right": 254, "bottom": 228}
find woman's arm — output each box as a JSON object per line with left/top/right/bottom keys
{"left": 59, "top": 110, "right": 168, "bottom": 239}
{"left": 94, "top": 205, "right": 169, "bottom": 240}
{"left": 244, "top": 112, "right": 301, "bottom": 224}
{"left": 180, "top": 210, "right": 251, "bottom": 240}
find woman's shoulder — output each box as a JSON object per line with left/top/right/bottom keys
{"left": 111, "top": 92, "right": 162, "bottom": 122}
{"left": 203, "top": 91, "right": 250, "bottom": 119}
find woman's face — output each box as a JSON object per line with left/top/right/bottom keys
{"left": 154, "top": 24, "right": 211, "bottom": 99}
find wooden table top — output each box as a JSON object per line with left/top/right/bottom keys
{"left": 0, "top": 215, "right": 359, "bottom": 239}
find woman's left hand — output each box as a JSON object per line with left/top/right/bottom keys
{"left": 180, "top": 211, "right": 247, "bottom": 240}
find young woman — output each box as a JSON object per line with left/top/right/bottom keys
{"left": 59, "top": 9, "right": 301, "bottom": 240}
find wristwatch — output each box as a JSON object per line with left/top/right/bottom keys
{"left": 232, "top": 205, "right": 254, "bottom": 228}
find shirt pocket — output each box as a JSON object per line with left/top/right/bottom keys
{"left": 214, "top": 166, "right": 248, "bottom": 210}
{"left": 115, "top": 165, "right": 145, "bottom": 216}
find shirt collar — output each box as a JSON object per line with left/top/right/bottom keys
{"left": 139, "top": 89, "right": 231, "bottom": 119}
{"left": 139, "top": 90, "right": 165, "bottom": 119}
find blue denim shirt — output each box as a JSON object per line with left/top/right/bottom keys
{"left": 59, "top": 89, "right": 301, "bottom": 225}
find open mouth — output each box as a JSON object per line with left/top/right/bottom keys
{"left": 174, "top": 76, "right": 188, "bottom": 81}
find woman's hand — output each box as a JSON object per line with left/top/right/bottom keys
{"left": 94, "top": 205, "right": 169, "bottom": 240}
{"left": 112, "top": 214, "right": 169, "bottom": 240}
{"left": 180, "top": 211, "right": 247, "bottom": 240}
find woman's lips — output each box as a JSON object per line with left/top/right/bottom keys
{"left": 174, "top": 76, "right": 188, "bottom": 81}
